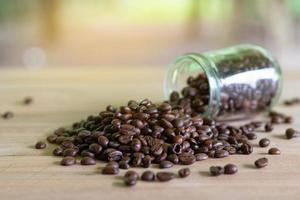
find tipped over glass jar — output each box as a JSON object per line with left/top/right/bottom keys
{"left": 164, "top": 44, "right": 282, "bottom": 120}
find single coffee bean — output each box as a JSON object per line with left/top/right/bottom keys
{"left": 284, "top": 116, "right": 293, "bottom": 124}
{"left": 80, "top": 157, "right": 96, "bottom": 165}
{"left": 63, "top": 148, "right": 78, "bottom": 157}
{"left": 214, "top": 149, "right": 229, "bottom": 158}
{"left": 35, "top": 141, "right": 47, "bottom": 149}
{"left": 254, "top": 157, "right": 268, "bottom": 168}
{"left": 224, "top": 164, "right": 238, "bottom": 175}
{"left": 24, "top": 97, "right": 33, "bottom": 105}
{"left": 102, "top": 165, "right": 119, "bottom": 175}
{"left": 47, "top": 135, "right": 57, "bottom": 143}
{"left": 240, "top": 143, "right": 253, "bottom": 155}
{"left": 178, "top": 153, "right": 196, "bottom": 165}
{"left": 264, "top": 122, "right": 274, "bottom": 132}
{"left": 124, "top": 171, "right": 139, "bottom": 186}
{"left": 210, "top": 166, "right": 224, "bottom": 176}
{"left": 195, "top": 153, "right": 208, "bottom": 161}
{"left": 98, "top": 136, "right": 109, "bottom": 147}
{"left": 80, "top": 150, "right": 95, "bottom": 158}
{"left": 246, "top": 133, "right": 257, "bottom": 140}
{"left": 2, "top": 111, "right": 14, "bottom": 119}
{"left": 259, "top": 138, "right": 270, "bottom": 147}
{"left": 178, "top": 168, "right": 191, "bottom": 178}
{"left": 53, "top": 147, "right": 63, "bottom": 156}
{"left": 159, "top": 160, "right": 173, "bottom": 169}
{"left": 156, "top": 172, "right": 176, "bottom": 182}
{"left": 61, "top": 156, "right": 76, "bottom": 166}
{"left": 285, "top": 128, "right": 300, "bottom": 139}
{"left": 141, "top": 170, "right": 155, "bottom": 181}
{"left": 268, "top": 147, "right": 281, "bottom": 155}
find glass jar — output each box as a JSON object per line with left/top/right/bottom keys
{"left": 164, "top": 44, "right": 282, "bottom": 120}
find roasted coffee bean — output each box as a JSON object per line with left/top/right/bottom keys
{"left": 142, "top": 155, "right": 152, "bottom": 168}
{"left": 156, "top": 172, "right": 176, "bottom": 182}
{"left": 285, "top": 128, "right": 300, "bottom": 139}
{"left": 89, "top": 143, "right": 102, "bottom": 154}
{"left": 80, "top": 157, "right": 96, "bottom": 165}
{"left": 246, "top": 133, "right": 257, "bottom": 140}
{"left": 47, "top": 135, "right": 57, "bottom": 143}
{"left": 61, "top": 140, "right": 75, "bottom": 149}
{"left": 210, "top": 166, "right": 224, "bottom": 176}
{"left": 141, "top": 170, "right": 155, "bottom": 181}
{"left": 251, "top": 121, "right": 263, "bottom": 129}
{"left": 102, "top": 165, "right": 119, "bottom": 175}
{"left": 53, "top": 147, "right": 63, "bottom": 156}
{"left": 2, "top": 111, "right": 14, "bottom": 119}
{"left": 284, "top": 116, "right": 293, "bottom": 124}
{"left": 167, "top": 154, "right": 179, "bottom": 164}
{"left": 23, "top": 96, "right": 33, "bottom": 105}
{"left": 195, "top": 153, "right": 208, "bottom": 161}
{"left": 259, "top": 138, "right": 270, "bottom": 147}
{"left": 240, "top": 143, "right": 253, "bottom": 155}
{"left": 214, "top": 149, "right": 229, "bottom": 158}
{"left": 178, "top": 153, "right": 196, "bottom": 165}
{"left": 159, "top": 160, "right": 173, "bottom": 169}
{"left": 63, "top": 148, "right": 78, "bottom": 157}
{"left": 224, "top": 164, "right": 238, "bottom": 175}
{"left": 119, "top": 160, "right": 130, "bottom": 169}
{"left": 61, "top": 156, "right": 76, "bottom": 166}
{"left": 124, "top": 171, "right": 139, "bottom": 186}
{"left": 178, "top": 168, "right": 191, "bottom": 178}
{"left": 35, "top": 141, "right": 46, "bottom": 149}
{"left": 264, "top": 122, "right": 274, "bottom": 132}
{"left": 80, "top": 150, "right": 95, "bottom": 158}
{"left": 255, "top": 157, "right": 268, "bottom": 168}
{"left": 268, "top": 147, "right": 281, "bottom": 155}
{"left": 98, "top": 136, "right": 109, "bottom": 147}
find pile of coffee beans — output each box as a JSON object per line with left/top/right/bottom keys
{"left": 33, "top": 69, "right": 300, "bottom": 187}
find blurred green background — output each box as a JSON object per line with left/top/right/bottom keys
{"left": 0, "top": 0, "right": 299, "bottom": 68}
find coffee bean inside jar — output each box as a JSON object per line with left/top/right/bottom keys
{"left": 165, "top": 44, "right": 282, "bottom": 120}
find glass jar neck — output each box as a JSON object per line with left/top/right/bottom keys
{"left": 164, "top": 53, "right": 221, "bottom": 118}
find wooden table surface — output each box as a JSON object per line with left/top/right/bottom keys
{"left": 0, "top": 67, "right": 300, "bottom": 200}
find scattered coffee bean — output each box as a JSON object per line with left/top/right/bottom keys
{"left": 178, "top": 153, "right": 196, "bottom": 165}
{"left": 240, "top": 143, "right": 253, "bottom": 155}
{"left": 53, "top": 147, "right": 63, "bottom": 156}
{"left": 156, "top": 172, "right": 176, "bottom": 182}
{"left": 264, "top": 122, "right": 274, "bottom": 132}
{"left": 2, "top": 111, "right": 13, "bottom": 119}
{"left": 254, "top": 157, "right": 268, "bottom": 168}
{"left": 102, "top": 165, "right": 119, "bottom": 175}
{"left": 47, "top": 135, "right": 57, "bottom": 143}
{"left": 35, "top": 141, "right": 46, "bottom": 149}
{"left": 259, "top": 138, "right": 270, "bottom": 147}
{"left": 159, "top": 160, "right": 173, "bottom": 169}
{"left": 80, "top": 157, "right": 96, "bottom": 165}
{"left": 178, "top": 168, "right": 191, "bottom": 178}
{"left": 141, "top": 170, "right": 155, "bottom": 181}
{"left": 119, "top": 160, "right": 130, "bottom": 169}
{"left": 285, "top": 128, "right": 300, "bottom": 139}
{"left": 268, "top": 147, "right": 281, "bottom": 155}
{"left": 61, "top": 156, "right": 76, "bottom": 166}
{"left": 224, "top": 164, "right": 238, "bottom": 175}
{"left": 24, "top": 97, "right": 33, "bottom": 105}
{"left": 210, "top": 166, "right": 224, "bottom": 176}
{"left": 124, "top": 171, "right": 139, "bottom": 186}
{"left": 214, "top": 149, "right": 230, "bottom": 158}
{"left": 63, "top": 148, "right": 78, "bottom": 157}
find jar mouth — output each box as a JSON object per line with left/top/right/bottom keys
{"left": 164, "top": 53, "right": 220, "bottom": 118}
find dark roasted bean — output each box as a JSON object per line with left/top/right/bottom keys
{"left": 35, "top": 141, "right": 47, "bottom": 149}
{"left": 89, "top": 143, "right": 102, "bottom": 154}
{"left": 141, "top": 170, "right": 155, "bottom": 181}
{"left": 255, "top": 157, "right": 268, "bottom": 168}
{"left": 47, "top": 135, "right": 57, "bottom": 143}
{"left": 240, "top": 143, "right": 253, "bottom": 155}
{"left": 224, "top": 164, "right": 238, "bottom": 174}
{"left": 195, "top": 153, "right": 208, "bottom": 161}
{"left": 80, "top": 150, "right": 95, "bottom": 158}
{"left": 259, "top": 138, "right": 270, "bottom": 147}
{"left": 167, "top": 154, "right": 179, "bottom": 164}
{"left": 178, "top": 168, "right": 191, "bottom": 178}
{"left": 124, "top": 171, "right": 139, "bottom": 186}
{"left": 53, "top": 147, "right": 63, "bottom": 156}
{"left": 210, "top": 166, "right": 224, "bottom": 176}
{"left": 264, "top": 122, "right": 274, "bottom": 132}
{"left": 98, "top": 136, "right": 109, "bottom": 147}
{"left": 61, "top": 156, "right": 76, "bottom": 166}
{"left": 80, "top": 157, "right": 96, "bottom": 165}
{"left": 156, "top": 172, "right": 176, "bottom": 182}
{"left": 102, "top": 165, "right": 119, "bottom": 175}
{"left": 159, "top": 160, "right": 173, "bottom": 169}
{"left": 63, "top": 148, "right": 78, "bottom": 157}
{"left": 285, "top": 128, "right": 300, "bottom": 139}
{"left": 268, "top": 147, "right": 281, "bottom": 155}
{"left": 23, "top": 96, "right": 33, "bottom": 105}
{"left": 214, "top": 149, "right": 229, "bottom": 158}
{"left": 119, "top": 160, "right": 130, "bottom": 169}
{"left": 2, "top": 111, "right": 13, "bottom": 119}
{"left": 178, "top": 153, "right": 196, "bottom": 165}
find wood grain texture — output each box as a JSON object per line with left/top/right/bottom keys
{"left": 0, "top": 67, "right": 299, "bottom": 200}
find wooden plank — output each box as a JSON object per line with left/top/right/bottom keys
{"left": 0, "top": 67, "right": 299, "bottom": 200}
